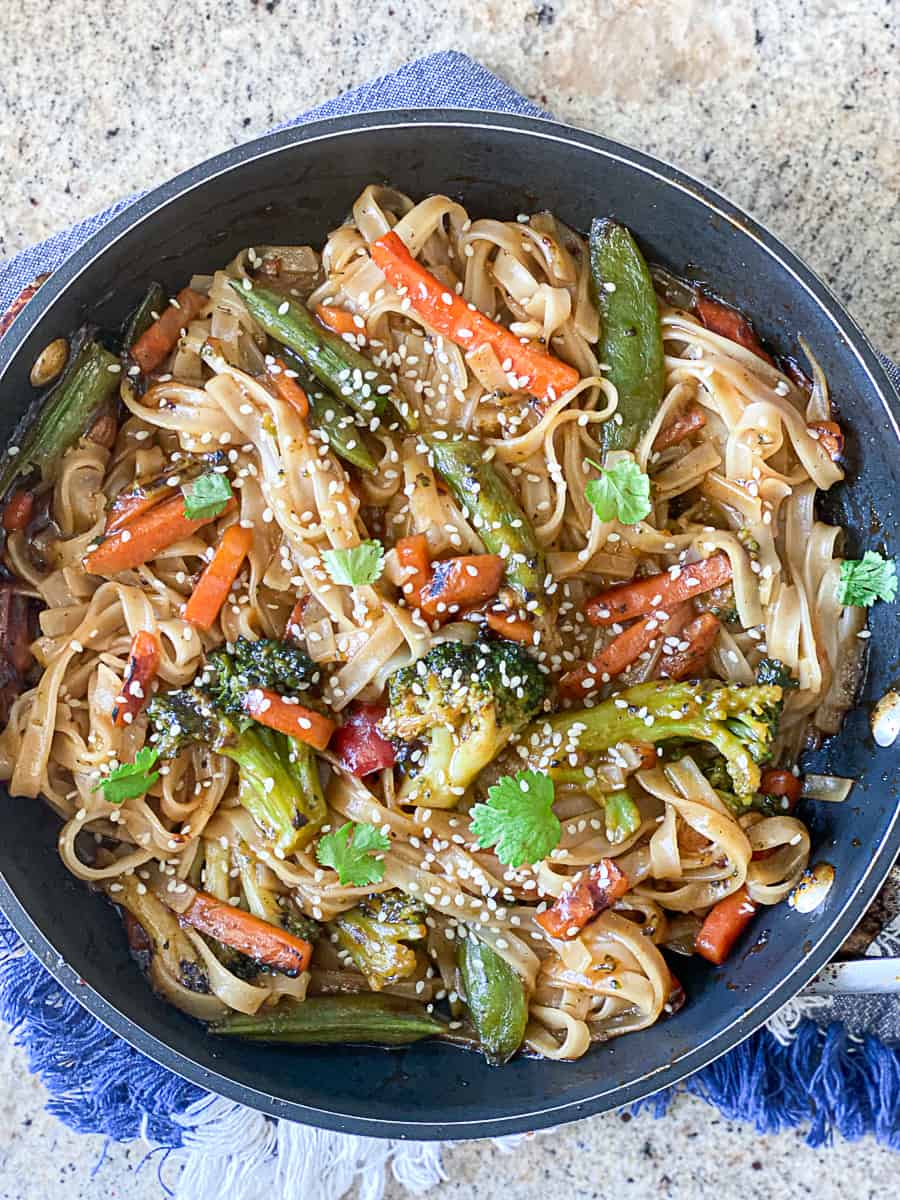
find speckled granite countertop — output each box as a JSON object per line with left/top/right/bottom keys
{"left": 1, "top": 2, "right": 898, "bottom": 1198}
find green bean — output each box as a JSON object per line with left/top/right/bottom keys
{"left": 427, "top": 436, "right": 547, "bottom": 616}
{"left": 233, "top": 282, "right": 397, "bottom": 419}
{"left": 211, "top": 992, "right": 445, "bottom": 1044}
{"left": 457, "top": 934, "right": 527, "bottom": 1066}
{"left": 123, "top": 282, "right": 167, "bottom": 351}
{"left": 275, "top": 345, "right": 377, "bottom": 473}
{"left": 0, "top": 334, "right": 119, "bottom": 499}
{"left": 589, "top": 218, "right": 665, "bottom": 453}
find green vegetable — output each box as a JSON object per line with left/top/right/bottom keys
{"left": 93, "top": 746, "right": 160, "bottom": 805}
{"left": 469, "top": 770, "right": 560, "bottom": 867}
{"left": 234, "top": 282, "right": 394, "bottom": 418}
{"left": 523, "top": 680, "right": 785, "bottom": 798}
{"left": 0, "top": 333, "right": 120, "bottom": 499}
{"left": 147, "top": 638, "right": 327, "bottom": 855}
{"left": 321, "top": 540, "right": 385, "bottom": 587}
{"left": 315, "top": 821, "right": 391, "bottom": 887}
{"left": 604, "top": 789, "right": 641, "bottom": 844}
{"left": 275, "top": 345, "right": 377, "bottom": 473}
{"left": 123, "top": 282, "right": 167, "bottom": 351}
{"left": 589, "top": 218, "right": 665, "bottom": 454}
{"left": 381, "top": 639, "right": 547, "bottom": 808}
{"left": 457, "top": 934, "right": 527, "bottom": 1066}
{"left": 836, "top": 552, "right": 897, "bottom": 607}
{"left": 181, "top": 471, "right": 233, "bottom": 520}
{"left": 211, "top": 992, "right": 445, "bottom": 1045}
{"left": 426, "top": 436, "right": 548, "bottom": 615}
{"left": 329, "top": 889, "right": 427, "bottom": 989}
{"left": 584, "top": 457, "right": 652, "bottom": 524}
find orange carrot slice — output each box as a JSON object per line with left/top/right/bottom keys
{"left": 694, "top": 885, "right": 757, "bottom": 965}
{"left": 131, "top": 287, "right": 207, "bottom": 374}
{"left": 84, "top": 494, "right": 237, "bottom": 576}
{"left": 177, "top": 889, "right": 312, "bottom": 974}
{"left": 243, "top": 687, "right": 336, "bottom": 751}
{"left": 183, "top": 523, "right": 254, "bottom": 630}
{"left": 586, "top": 553, "right": 733, "bottom": 627}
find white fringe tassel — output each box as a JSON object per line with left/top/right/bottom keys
{"left": 765, "top": 994, "right": 831, "bottom": 1045}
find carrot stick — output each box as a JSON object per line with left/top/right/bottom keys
{"left": 694, "top": 884, "right": 757, "bottom": 965}
{"left": 419, "top": 554, "right": 505, "bottom": 621}
{"left": 131, "top": 287, "right": 207, "bottom": 374}
{"left": 659, "top": 612, "right": 721, "bottom": 681}
{"left": 243, "top": 686, "right": 336, "bottom": 751}
{"left": 586, "top": 553, "right": 733, "bottom": 627}
{"left": 371, "top": 231, "right": 580, "bottom": 405}
{"left": 269, "top": 357, "right": 309, "bottom": 419}
{"left": 653, "top": 404, "right": 707, "bottom": 452}
{"left": 84, "top": 493, "right": 238, "bottom": 576}
{"left": 536, "top": 859, "right": 630, "bottom": 939}
{"left": 485, "top": 605, "right": 536, "bottom": 644}
{"left": 395, "top": 534, "right": 430, "bottom": 608}
{"left": 314, "top": 304, "right": 360, "bottom": 338}
{"left": 177, "top": 888, "right": 312, "bottom": 974}
{"left": 559, "top": 613, "right": 667, "bottom": 700}
{"left": 113, "top": 630, "right": 160, "bottom": 727}
{"left": 104, "top": 477, "right": 178, "bottom": 534}
{"left": 183, "top": 523, "right": 254, "bottom": 630}
{"left": 695, "top": 296, "right": 774, "bottom": 365}
{"left": 2, "top": 490, "right": 33, "bottom": 532}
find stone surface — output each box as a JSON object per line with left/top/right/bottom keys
{"left": 1, "top": 1, "right": 898, "bottom": 1197}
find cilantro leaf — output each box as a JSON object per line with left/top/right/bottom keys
{"left": 837, "top": 552, "right": 897, "bottom": 607}
{"left": 584, "top": 458, "right": 652, "bottom": 525}
{"left": 315, "top": 820, "right": 390, "bottom": 886}
{"left": 469, "top": 770, "right": 560, "bottom": 868}
{"left": 322, "top": 540, "right": 385, "bottom": 587}
{"left": 93, "top": 746, "right": 159, "bottom": 805}
{"left": 182, "top": 472, "right": 233, "bottom": 520}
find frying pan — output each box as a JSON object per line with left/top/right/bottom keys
{"left": 0, "top": 111, "right": 898, "bottom": 1139}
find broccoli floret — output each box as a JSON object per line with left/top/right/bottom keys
{"left": 381, "top": 638, "right": 547, "bottom": 807}
{"left": 279, "top": 904, "right": 322, "bottom": 944}
{"left": 147, "top": 638, "right": 328, "bottom": 856}
{"left": 528, "top": 680, "right": 784, "bottom": 799}
{"left": 329, "top": 890, "right": 427, "bottom": 990}
{"left": 201, "top": 636, "right": 319, "bottom": 716}
{"left": 755, "top": 657, "right": 798, "bottom": 691}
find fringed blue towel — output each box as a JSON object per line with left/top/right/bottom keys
{"left": 1, "top": 52, "right": 899, "bottom": 1200}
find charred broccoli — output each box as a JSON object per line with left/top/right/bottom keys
{"left": 381, "top": 639, "right": 547, "bottom": 807}
{"left": 329, "top": 890, "right": 427, "bottom": 990}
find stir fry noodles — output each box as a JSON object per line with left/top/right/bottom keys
{"left": 0, "top": 187, "right": 893, "bottom": 1062}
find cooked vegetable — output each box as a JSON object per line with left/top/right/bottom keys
{"left": 589, "top": 218, "right": 665, "bottom": 452}
{"left": 381, "top": 639, "right": 547, "bottom": 808}
{"left": 328, "top": 889, "right": 426, "bottom": 990}
{"left": 586, "top": 553, "right": 733, "bottom": 627}
{"left": 122, "top": 282, "right": 167, "bottom": 351}
{"left": 525, "top": 680, "right": 784, "bottom": 798}
{"left": 268, "top": 356, "right": 309, "bottom": 419}
{"left": 371, "top": 231, "right": 580, "bottom": 405}
{"left": 484, "top": 606, "right": 536, "bottom": 644}
{"left": 331, "top": 702, "right": 396, "bottom": 777}
{"left": 314, "top": 303, "right": 359, "bottom": 338}
{"left": 694, "top": 884, "right": 758, "bottom": 965}
{"left": 559, "top": 612, "right": 670, "bottom": 700}
{"left": 427, "top": 436, "right": 548, "bottom": 616}
{"left": 0, "top": 334, "right": 120, "bottom": 501}
{"left": 234, "top": 282, "right": 393, "bottom": 418}
{"left": 469, "top": 769, "right": 560, "bottom": 867}
{"left": 603, "top": 789, "right": 642, "bottom": 844}
{"left": 457, "top": 934, "right": 527, "bottom": 1066}
{"left": 275, "top": 345, "right": 378, "bottom": 473}
{"left": 659, "top": 612, "right": 721, "bottom": 681}
{"left": 419, "top": 554, "right": 504, "bottom": 622}
{"left": 112, "top": 630, "right": 160, "bottom": 726}
{"left": 653, "top": 404, "right": 707, "bottom": 451}
{"left": 321, "top": 541, "right": 385, "bottom": 587}
{"left": 759, "top": 767, "right": 802, "bottom": 811}
{"left": 211, "top": 993, "right": 445, "bottom": 1044}
{"left": 584, "top": 458, "right": 652, "bottom": 525}
{"left": 130, "top": 287, "right": 207, "bottom": 374}
{"left": 315, "top": 821, "right": 391, "bottom": 887}
{"left": 93, "top": 746, "right": 160, "bottom": 805}
{"left": 395, "top": 534, "right": 430, "bottom": 607}
{"left": 695, "top": 295, "right": 773, "bottom": 364}
{"left": 243, "top": 687, "right": 335, "bottom": 750}
{"left": 807, "top": 420, "right": 844, "bottom": 462}
{"left": 535, "top": 859, "right": 630, "bottom": 939}
{"left": 836, "top": 551, "right": 897, "bottom": 607}
{"left": 2, "top": 490, "right": 34, "bottom": 532}
{"left": 181, "top": 472, "right": 234, "bottom": 520}
{"left": 84, "top": 492, "right": 238, "bottom": 576}
{"left": 183, "top": 522, "right": 253, "bottom": 629}
{"left": 0, "top": 584, "right": 33, "bottom": 723}
{"left": 172, "top": 887, "right": 312, "bottom": 975}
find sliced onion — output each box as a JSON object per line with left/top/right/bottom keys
{"left": 798, "top": 335, "right": 831, "bottom": 423}
{"left": 871, "top": 690, "right": 900, "bottom": 749}
{"left": 788, "top": 863, "right": 835, "bottom": 913}
{"left": 801, "top": 774, "right": 855, "bottom": 803}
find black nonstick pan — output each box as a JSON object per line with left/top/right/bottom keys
{"left": 0, "top": 110, "right": 898, "bottom": 1138}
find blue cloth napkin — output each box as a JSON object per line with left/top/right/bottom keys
{"left": 1, "top": 52, "right": 899, "bottom": 1167}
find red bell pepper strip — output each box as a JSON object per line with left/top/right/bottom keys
{"left": 331, "top": 703, "right": 396, "bottom": 777}
{"left": 536, "top": 859, "right": 630, "bottom": 940}
{"left": 113, "top": 630, "right": 160, "bottom": 727}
